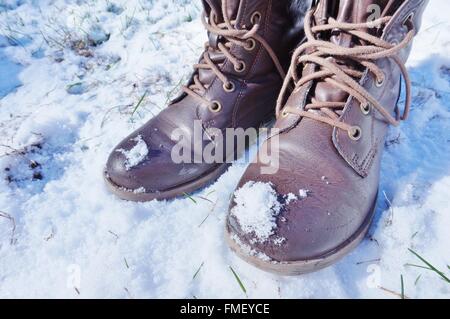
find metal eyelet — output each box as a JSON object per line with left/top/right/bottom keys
{"left": 375, "top": 76, "right": 385, "bottom": 87}
{"left": 403, "top": 12, "right": 415, "bottom": 26}
{"left": 281, "top": 110, "right": 289, "bottom": 118}
{"left": 209, "top": 101, "right": 222, "bottom": 113}
{"left": 223, "top": 81, "right": 235, "bottom": 93}
{"left": 211, "top": 12, "right": 219, "bottom": 24}
{"left": 348, "top": 126, "right": 362, "bottom": 141}
{"left": 360, "top": 103, "right": 371, "bottom": 115}
{"left": 234, "top": 61, "right": 246, "bottom": 73}
{"left": 244, "top": 38, "right": 256, "bottom": 51}
{"left": 250, "top": 11, "right": 261, "bottom": 25}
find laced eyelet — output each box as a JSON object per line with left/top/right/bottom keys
{"left": 223, "top": 81, "right": 235, "bottom": 93}
{"left": 403, "top": 12, "right": 415, "bottom": 26}
{"left": 348, "top": 126, "right": 362, "bottom": 141}
{"left": 360, "top": 103, "right": 371, "bottom": 115}
{"left": 375, "top": 76, "right": 385, "bottom": 87}
{"left": 250, "top": 11, "right": 261, "bottom": 25}
{"left": 244, "top": 38, "right": 256, "bottom": 51}
{"left": 211, "top": 12, "right": 219, "bottom": 24}
{"left": 234, "top": 61, "right": 246, "bottom": 73}
{"left": 209, "top": 101, "right": 222, "bottom": 113}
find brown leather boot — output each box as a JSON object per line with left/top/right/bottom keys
{"left": 104, "top": 0, "right": 303, "bottom": 201}
{"left": 226, "top": 0, "right": 429, "bottom": 275}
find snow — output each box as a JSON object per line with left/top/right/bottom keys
{"left": 0, "top": 36, "right": 23, "bottom": 98}
{"left": 231, "top": 182, "right": 283, "bottom": 243}
{"left": 116, "top": 135, "right": 149, "bottom": 170}
{"left": 285, "top": 193, "right": 298, "bottom": 204}
{"left": 231, "top": 234, "right": 272, "bottom": 263}
{"left": 133, "top": 187, "right": 146, "bottom": 194}
{"left": 298, "top": 189, "right": 310, "bottom": 199}
{"left": 0, "top": 0, "right": 449, "bottom": 299}
{"left": 321, "top": 176, "right": 331, "bottom": 185}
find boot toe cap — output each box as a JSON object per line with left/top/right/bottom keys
{"left": 105, "top": 133, "right": 165, "bottom": 192}
{"left": 226, "top": 159, "right": 375, "bottom": 264}
{"left": 105, "top": 131, "right": 216, "bottom": 197}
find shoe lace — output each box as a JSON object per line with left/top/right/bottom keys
{"left": 276, "top": 9, "right": 416, "bottom": 137}
{"left": 182, "top": 0, "right": 285, "bottom": 110}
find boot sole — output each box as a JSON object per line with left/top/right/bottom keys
{"left": 225, "top": 194, "right": 377, "bottom": 276}
{"left": 103, "top": 163, "right": 230, "bottom": 202}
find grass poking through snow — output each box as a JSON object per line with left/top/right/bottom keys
{"left": 408, "top": 248, "right": 450, "bottom": 283}
{"left": 229, "top": 266, "right": 247, "bottom": 296}
{"left": 401, "top": 275, "right": 405, "bottom": 299}
{"left": 192, "top": 262, "right": 205, "bottom": 281}
{"left": 183, "top": 192, "right": 197, "bottom": 204}
{"left": 414, "top": 275, "right": 422, "bottom": 286}
{"left": 131, "top": 90, "right": 148, "bottom": 116}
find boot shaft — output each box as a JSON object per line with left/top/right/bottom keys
{"left": 312, "top": 0, "right": 428, "bottom": 110}
{"left": 311, "top": 0, "right": 428, "bottom": 49}
{"left": 333, "top": 0, "right": 429, "bottom": 177}
{"left": 275, "top": 0, "right": 429, "bottom": 177}
{"left": 225, "top": 0, "right": 432, "bottom": 274}
{"left": 200, "top": 0, "right": 308, "bottom": 76}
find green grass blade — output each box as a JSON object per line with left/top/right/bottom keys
{"left": 414, "top": 274, "right": 421, "bottom": 286}
{"left": 408, "top": 248, "right": 450, "bottom": 283}
{"left": 198, "top": 214, "right": 210, "bottom": 228}
{"left": 400, "top": 275, "right": 405, "bottom": 299}
{"left": 67, "top": 82, "right": 82, "bottom": 89}
{"left": 405, "top": 263, "right": 432, "bottom": 270}
{"left": 230, "top": 266, "right": 247, "bottom": 295}
{"left": 192, "top": 262, "right": 205, "bottom": 280}
{"left": 131, "top": 90, "right": 148, "bottom": 116}
{"left": 197, "top": 196, "right": 214, "bottom": 204}
{"left": 206, "top": 190, "right": 216, "bottom": 196}
{"left": 165, "top": 76, "right": 185, "bottom": 105}
{"left": 183, "top": 192, "right": 197, "bottom": 204}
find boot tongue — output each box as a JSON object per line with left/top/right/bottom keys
{"left": 224, "top": 0, "right": 240, "bottom": 21}
{"left": 331, "top": 0, "right": 391, "bottom": 45}
{"left": 314, "top": 0, "right": 389, "bottom": 104}
{"left": 204, "top": 0, "right": 240, "bottom": 48}
{"left": 203, "top": 0, "right": 240, "bottom": 22}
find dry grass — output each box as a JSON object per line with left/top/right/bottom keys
{"left": 0, "top": 210, "right": 16, "bottom": 245}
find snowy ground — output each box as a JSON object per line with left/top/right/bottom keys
{"left": 0, "top": 0, "right": 449, "bottom": 299}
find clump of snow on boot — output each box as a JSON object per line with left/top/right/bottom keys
{"left": 230, "top": 234, "right": 272, "bottom": 262}
{"left": 231, "top": 181, "right": 284, "bottom": 243}
{"left": 298, "top": 189, "right": 310, "bottom": 199}
{"left": 133, "top": 186, "right": 146, "bottom": 194}
{"left": 116, "top": 135, "right": 148, "bottom": 170}
{"left": 285, "top": 192, "right": 298, "bottom": 204}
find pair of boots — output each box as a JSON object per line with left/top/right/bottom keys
{"left": 104, "top": 0, "right": 429, "bottom": 275}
